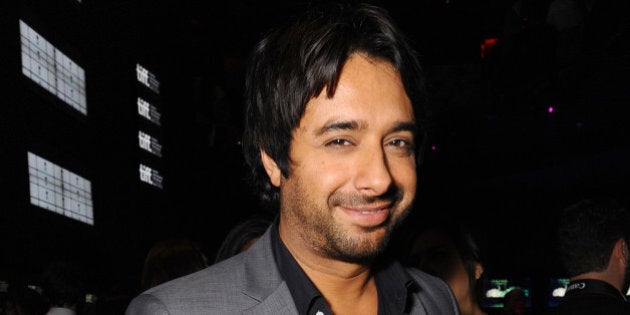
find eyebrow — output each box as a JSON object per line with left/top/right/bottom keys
{"left": 315, "top": 120, "right": 417, "bottom": 136}
{"left": 392, "top": 121, "right": 418, "bottom": 135}
{"left": 316, "top": 120, "right": 361, "bottom": 136}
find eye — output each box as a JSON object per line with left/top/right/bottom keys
{"left": 326, "top": 138, "right": 352, "bottom": 147}
{"left": 389, "top": 139, "right": 407, "bottom": 147}
{"left": 388, "top": 138, "right": 412, "bottom": 147}
{"left": 386, "top": 138, "right": 415, "bottom": 154}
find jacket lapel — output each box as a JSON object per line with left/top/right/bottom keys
{"left": 240, "top": 226, "right": 299, "bottom": 314}
{"left": 243, "top": 281, "right": 299, "bottom": 315}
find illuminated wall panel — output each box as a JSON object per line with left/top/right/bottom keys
{"left": 27, "top": 152, "right": 94, "bottom": 225}
{"left": 20, "top": 20, "right": 87, "bottom": 114}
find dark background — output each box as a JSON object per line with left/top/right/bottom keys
{"left": 117, "top": 0, "right": 630, "bottom": 299}
{"left": 1, "top": 0, "right": 629, "bottom": 311}
{"left": 144, "top": 0, "right": 630, "bottom": 271}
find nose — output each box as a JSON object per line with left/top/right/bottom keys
{"left": 353, "top": 145, "right": 393, "bottom": 196}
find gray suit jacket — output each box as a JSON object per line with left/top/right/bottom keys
{"left": 126, "top": 227, "right": 461, "bottom": 314}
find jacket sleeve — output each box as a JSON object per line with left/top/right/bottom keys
{"left": 407, "top": 267, "right": 461, "bottom": 314}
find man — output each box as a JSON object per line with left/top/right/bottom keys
{"left": 544, "top": 197, "right": 630, "bottom": 315}
{"left": 126, "top": 2, "right": 460, "bottom": 314}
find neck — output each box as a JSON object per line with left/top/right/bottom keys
{"left": 279, "top": 222, "right": 378, "bottom": 314}
{"left": 293, "top": 250, "right": 378, "bottom": 314}
{"left": 458, "top": 296, "right": 487, "bottom": 315}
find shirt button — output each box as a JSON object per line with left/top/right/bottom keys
{"left": 316, "top": 311, "right": 324, "bottom": 315}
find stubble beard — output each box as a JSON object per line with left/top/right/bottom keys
{"left": 281, "top": 177, "right": 412, "bottom": 264}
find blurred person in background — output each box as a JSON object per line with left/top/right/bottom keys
{"left": 139, "top": 238, "right": 208, "bottom": 292}
{"left": 4, "top": 280, "right": 48, "bottom": 315}
{"left": 543, "top": 196, "right": 630, "bottom": 315}
{"left": 213, "top": 215, "right": 272, "bottom": 264}
{"left": 405, "top": 222, "right": 488, "bottom": 315}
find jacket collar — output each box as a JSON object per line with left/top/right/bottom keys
{"left": 240, "top": 224, "right": 300, "bottom": 314}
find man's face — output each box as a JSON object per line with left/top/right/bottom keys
{"left": 272, "top": 54, "right": 418, "bottom": 262}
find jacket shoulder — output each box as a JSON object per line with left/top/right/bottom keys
{"left": 126, "top": 228, "right": 286, "bottom": 314}
{"left": 405, "top": 266, "right": 461, "bottom": 315}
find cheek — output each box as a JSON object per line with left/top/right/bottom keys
{"left": 447, "top": 268, "right": 471, "bottom": 298}
{"left": 312, "top": 158, "right": 349, "bottom": 191}
{"left": 391, "top": 160, "right": 417, "bottom": 191}
{"left": 292, "top": 156, "right": 349, "bottom": 202}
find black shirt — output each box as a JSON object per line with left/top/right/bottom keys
{"left": 543, "top": 279, "right": 630, "bottom": 315}
{"left": 270, "top": 222, "right": 414, "bottom": 315}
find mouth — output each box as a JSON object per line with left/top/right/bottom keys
{"left": 358, "top": 208, "right": 385, "bottom": 214}
{"left": 340, "top": 203, "right": 392, "bottom": 227}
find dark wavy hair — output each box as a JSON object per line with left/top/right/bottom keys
{"left": 140, "top": 239, "right": 208, "bottom": 291}
{"left": 214, "top": 215, "right": 272, "bottom": 263}
{"left": 242, "top": 2, "right": 427, "bottom": 211}
{"left": 404, "top": 222, "right": 485, "bottom": 306}
{"left": 556, "top": 196, "right": 630, "bottom": 277}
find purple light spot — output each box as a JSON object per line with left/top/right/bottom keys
{"left": 548, "top": 106, "right": 554, "bottom": 113}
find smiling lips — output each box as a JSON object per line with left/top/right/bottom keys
{"left": 341, "top": 203, "right": 392, "bottom": 227}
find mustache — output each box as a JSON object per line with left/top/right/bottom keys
{"left": 329, "top": 186, "right": 402, "bottom": 207}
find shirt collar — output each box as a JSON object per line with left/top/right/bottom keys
{"left": 375, "top": 258, "right": 415, "bottom": 314}
{"left": 565, "top": 279, "right": 627, "bottom": 301}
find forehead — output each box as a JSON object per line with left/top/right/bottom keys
{"left": 298, "top": 54, "right": 414, "bottom": 130}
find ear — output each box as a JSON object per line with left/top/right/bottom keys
{"left": 474, "top": 262, "right": 484, "bottom": 280}
{"left": 621, "top": 239, "right": 628, "bottom": 264}
{"left": 613, "top": 238, "right": 628, "bottom": 267}
{"left": 260, "top": 149, "right": 282, "bottom": 187}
